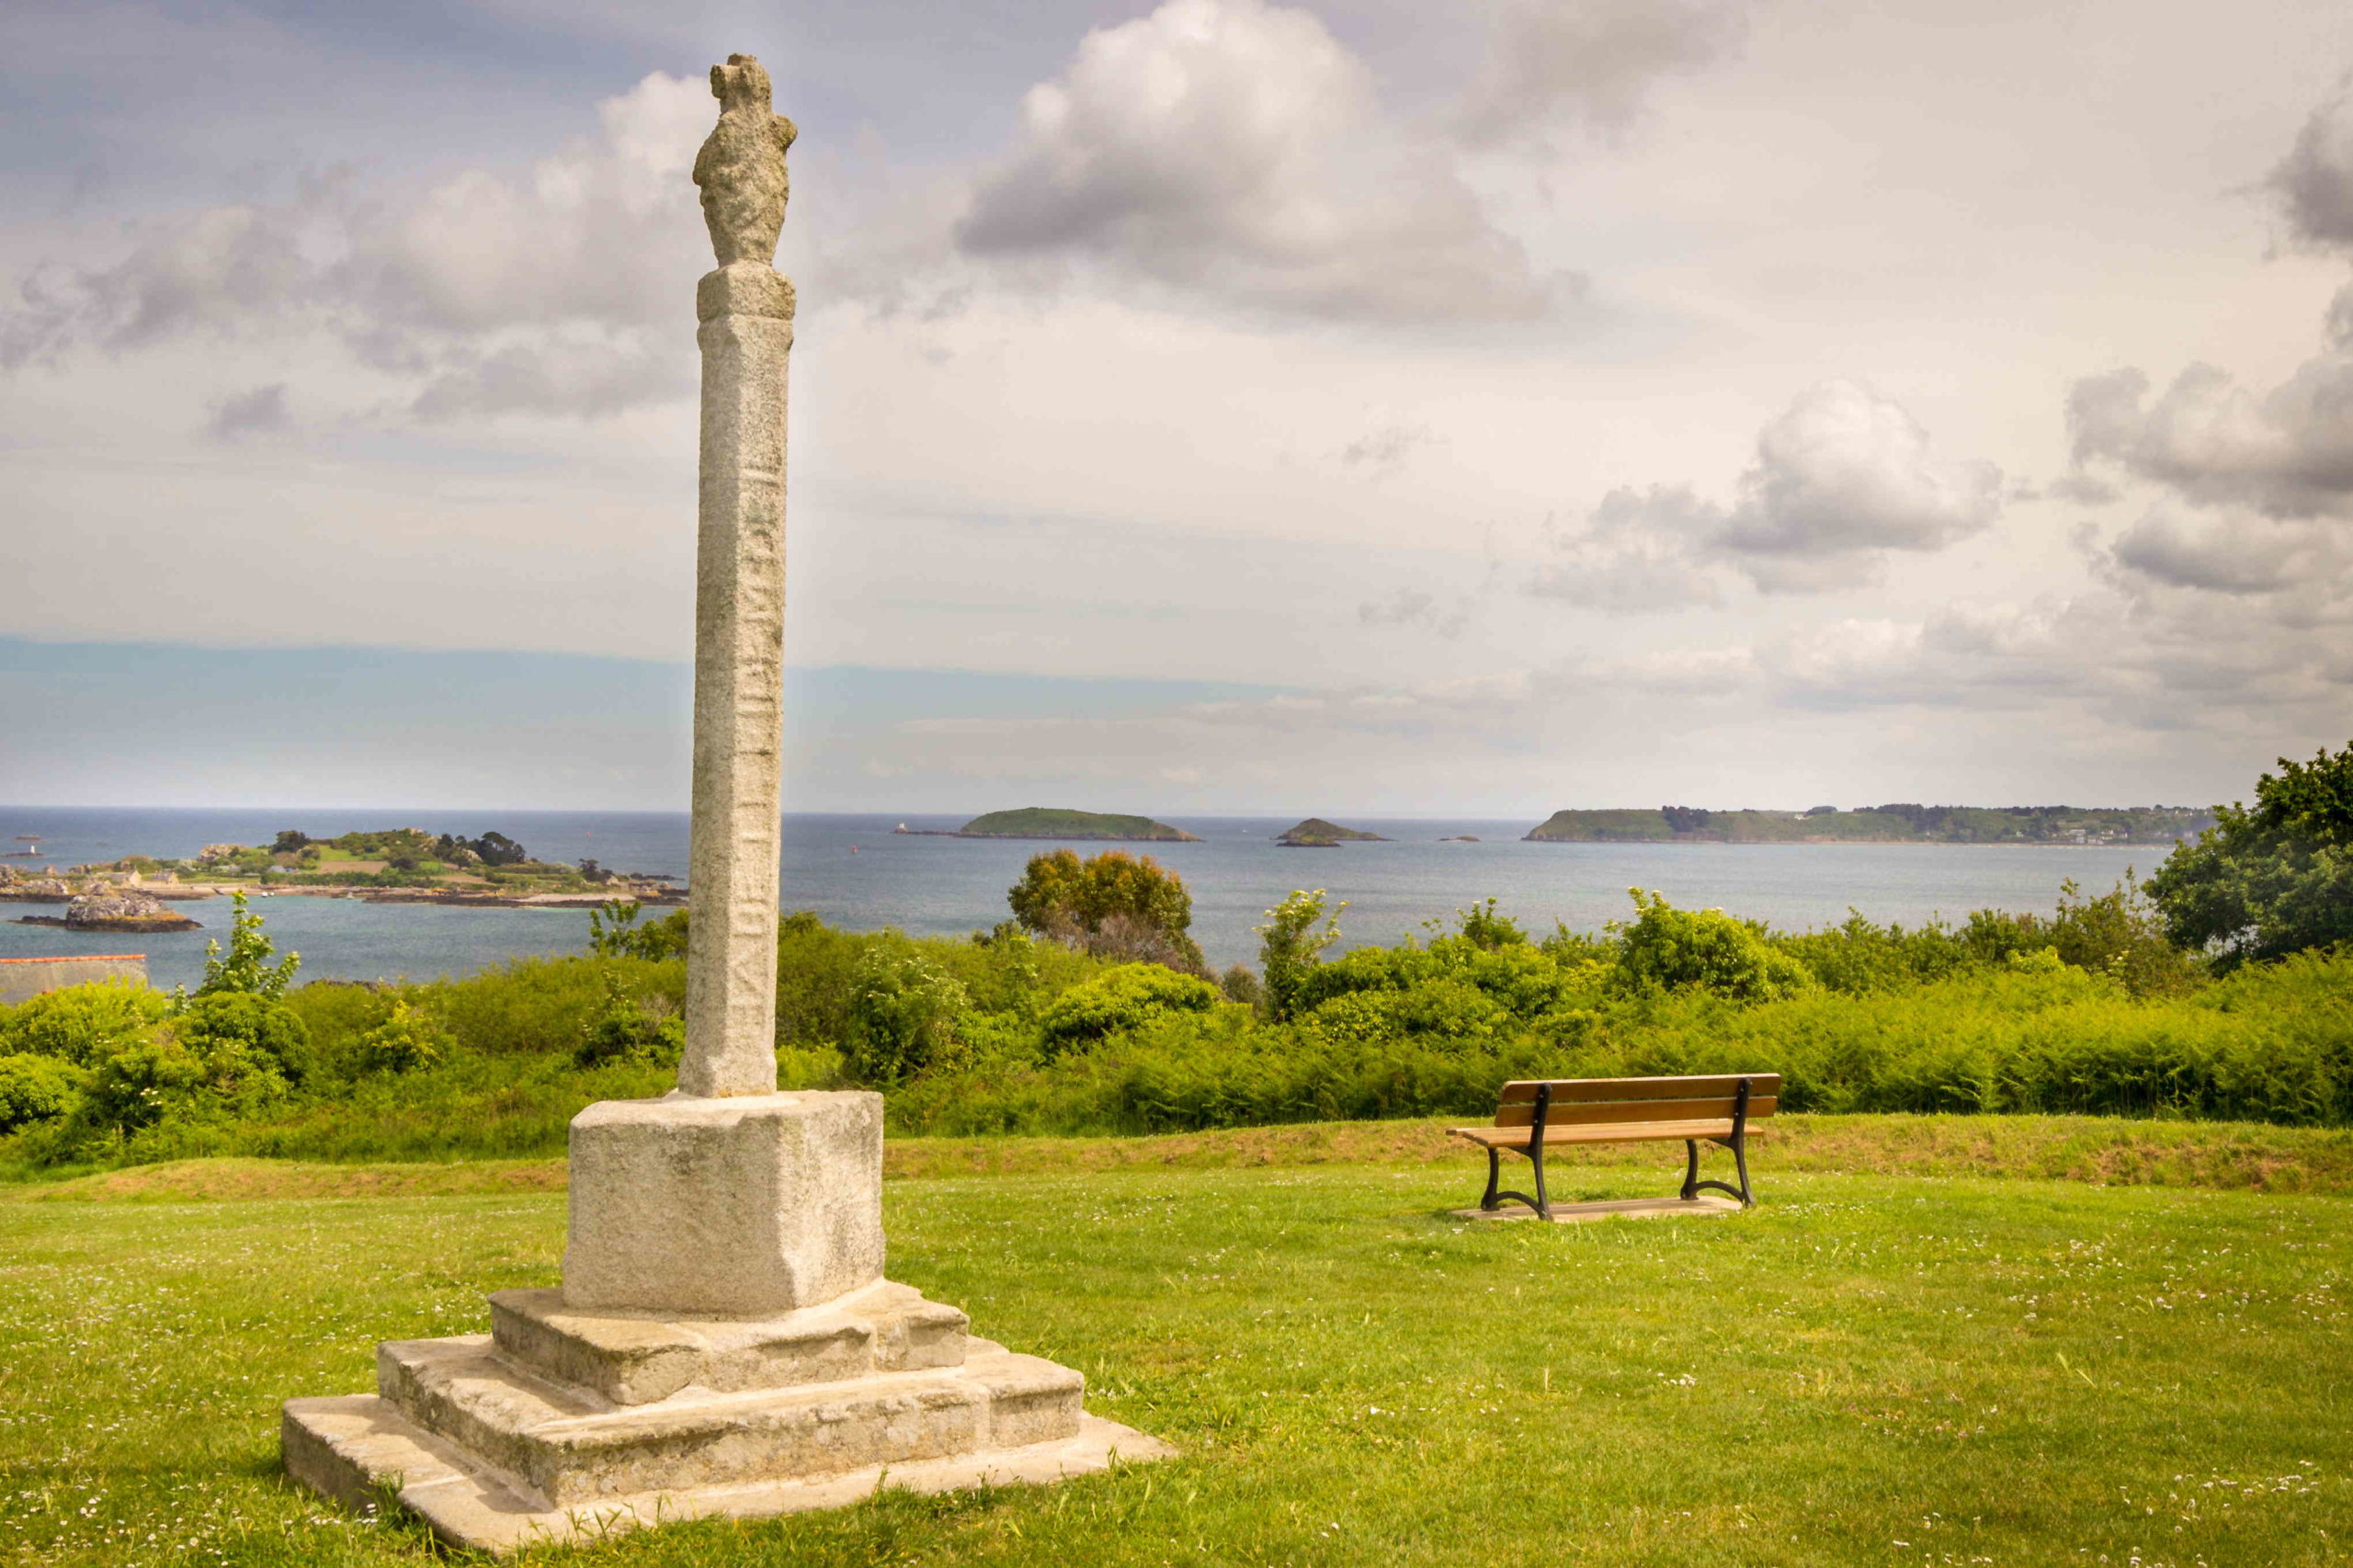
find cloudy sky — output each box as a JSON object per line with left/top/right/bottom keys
{"left": 4, "top": 0, "right": 2349, "bottom": 813}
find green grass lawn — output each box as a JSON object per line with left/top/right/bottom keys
{"left": 1, "top": 1149, "right": 2348, "bottom": 1566}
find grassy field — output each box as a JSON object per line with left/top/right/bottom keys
{"left": 2, "top": 1128, "right": 2349, "bottom": 1565}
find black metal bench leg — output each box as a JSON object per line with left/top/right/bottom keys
{"left": 1481, "top": 1146, "right": 1502, "bottom": 1210}
{"left": 1530, "top": 1137, "right": 1551, "bottom": 1220}
{"left": 1679, "top": 1139, "right": 1700, "bottom": 1200}
{"left": 1731, "top": 1128, "right": 1753, "bottom": 1208}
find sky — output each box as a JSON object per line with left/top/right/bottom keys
{"left": 3, "top": 0, "right": 2350, "bottom": 814}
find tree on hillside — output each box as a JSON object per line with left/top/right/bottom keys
{"left": 2147, "top": 741, "right": 2353, "bottom": 969}
{"left": 1006, "top": 848, "right": 1203, "bottom": 971}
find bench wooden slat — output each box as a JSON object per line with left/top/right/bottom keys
{"left": 1449, "top": 1119, "right": 1743, "bottom": 1148}
{"left": 1499, "top": 1074, "right": 1781, "bottom": 1105}
{"left": 1495, "top": 1095, "right": 1776, "bottom": 1129}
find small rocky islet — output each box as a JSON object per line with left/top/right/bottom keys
{"left": 1274, "top": 818, "right": 1389, "bottom": 847}
{"left": 14, "top": 889, "right": 201, "bottom": 934}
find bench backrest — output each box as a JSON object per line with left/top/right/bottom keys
{"left": 1494, "top": 1074, "right": 1780, "bottom": 1129}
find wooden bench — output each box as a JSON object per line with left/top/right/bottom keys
{"left": 1449, "top": 1074, "right": 1779, "bottom": 1219}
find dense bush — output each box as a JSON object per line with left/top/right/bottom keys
{"left": 0, "top": 1053, "right": 84, "bottom": 1132}
{"left": 358, "top": 999, "right": 452, "bottom": 1074}
{"left": 1615, "top": 890, "right": 1814, "bottom": 1001}
{"left": 845, "top": 945, "right": 972, "bottom": 1084}
{"left": 0, "top": 980, "right": 168, "bottom": 1064}
{"left": 1040, "top": 963, "right": 1222, "bottom": 1051}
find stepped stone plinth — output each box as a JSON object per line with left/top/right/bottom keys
{"left": 282, "top": 1092, "right": 1168, "bottom": 1552}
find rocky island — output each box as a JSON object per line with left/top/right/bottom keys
{"left": 902, "top": 808, "right": 1200, "bottom": 843}
{"left": 16, "top": 890, "right": 200, "bottom": 933}
{"left": 1275, "top": 817, "right": 1389, "bottom": 846}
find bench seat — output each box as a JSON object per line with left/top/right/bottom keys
{"left": 1452, "top": 1074, "right": 1779, "bottom": 1218}
{"left": 1449, "top": 1119, "right": 1741, "bottom": 1148}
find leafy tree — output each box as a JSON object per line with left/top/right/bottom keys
{"left": 271, "top": 830, "right": 311, "bottom": 855}
{"left": 472, "top": 832, "right": 529, "bottom": 868}
{"left": 2148, "top": 742, "right": 2353, "bottom": 969}
{"left": 191, "top": 892, "right": 300, "bottom": 1001}
{"left": 1257, "top": 889, "right": 1347, "bottom": 1022}
{"left": 1612, "top": 889, "right": 1813, "bottom": 1002}
{"left": 1661, "top": 805, "right": 1713, "bottom": 834}
{"left": 1006, "top": 849, "right": 1203, "bottom": 971}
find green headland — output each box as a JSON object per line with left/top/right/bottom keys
{"left": 1525, "top": 803, "right": 2216, "bottom": 846}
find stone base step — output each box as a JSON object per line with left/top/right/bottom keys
{"left": 285, "top": 1392, "right": 1172, "bottom": 1555}
{"left": 489, "top": 1279, "right": 969, "bottom": 1406}
{"left": 378, "top": 1333, "right": 1086, "bottom": 1506}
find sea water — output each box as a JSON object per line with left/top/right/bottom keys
{"left": 0, "top": 807, "right": 2162, "bottom": 992}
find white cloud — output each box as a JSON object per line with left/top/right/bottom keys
{"left": 1531, "top": 380, "right": 2003, "bottom": 608}
{"left": 2104, "top": 500, "right": 2335, "bottom": 596}
{"left": 2066, "top": 296, "right": 2353, "bottom": 520}
{"left": 1451, "top": 0, "right": 1744, "bottom": 148}
{"left": 1722, "top": 380, "right": 2003, "bottom": 574}
{"left": 3, "top": 72, "right": 713, "bottom": 420}
{"left": 200, "top": 381, "right": 292, "bottom": 443}
{"left": 1529, "top": 485, "right": 1723, "bottom": 611}
{"left": 2269, "top": 80, "right": 2353, "bottom": 251}
{"left": 955, "top": 0, "right": 1552, "bottom": 322}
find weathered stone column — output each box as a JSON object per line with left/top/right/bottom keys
{"left": 279, "top": 62, "right": 1171, "bottom": 1543}
{"left": 680, "top": 55, "right": 800, "bottom": 1099}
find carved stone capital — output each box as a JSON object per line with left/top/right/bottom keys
{"left": 698, "top": 263, "right": 797, "bottom": 323}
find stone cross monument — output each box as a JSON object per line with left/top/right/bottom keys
{"left": 280, "top": 57, "right": 1166, "bottom": 1551}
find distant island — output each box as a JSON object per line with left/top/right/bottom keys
{"left": 899, "top": 808, "right": 1200, "bottom": 843}
{"left": 1524, "top": 803, "right": 2217, "bottom": 846}
{"left": 1276, "top": 818, "right": 1389, "bottom": 847}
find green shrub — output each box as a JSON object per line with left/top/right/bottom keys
{"left": 176, "top": 993, "right": 314, "bottom": 1085}
{"left": 1614, "top": 890, "right": 1814, "bottom": 1001}
{"left": 844, "top": 945, "right": 972, "bottom": 1084}
{"left": 0, "top": 1052, "right": 85, "bottom": 1131}
{"left": 588, "top": 901, "right": 690, "bottom": 960}
{"left": 358, "top": 1000, "right": 453, "bottom": 1074}
{"left": 0, "top": 980, "right": 170, "bottom": 1064}
{"left": 573, "top": 971, "right": 685, "bottom": 1070}
{"left": 1258, "top": 889, "right": 1347, "bottom": 1022}
{"left": 1040, "top": 963, "right": 1222, "bottom": 1051}
{"left": 79, "top": 1020, "right": 289, "bottom": 1135}
{"left": 430, "top": 956, "right": 681, "bottom": 1057}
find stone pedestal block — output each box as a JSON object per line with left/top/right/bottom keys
{"left": 563, "top": 1092, "right": 884, "bottom": 1316}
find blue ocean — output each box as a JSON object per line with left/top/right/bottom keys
{"left": 0, "top": 807, "right": 2163, "bottom": 992}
